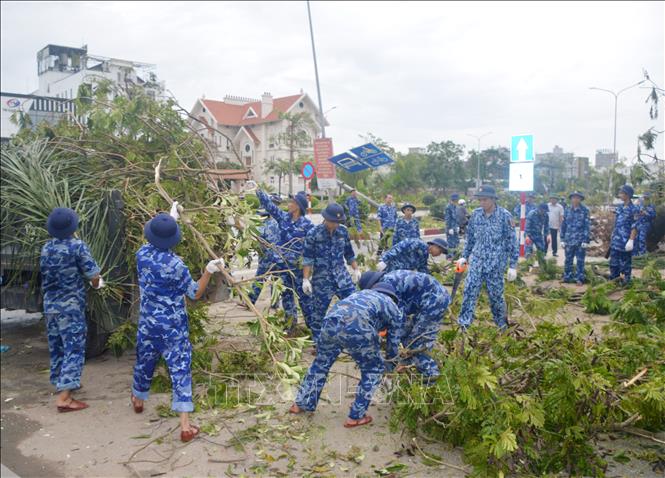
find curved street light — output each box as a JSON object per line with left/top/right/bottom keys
{"left": 468, "top": 132, "right": 492, "bottom": 189}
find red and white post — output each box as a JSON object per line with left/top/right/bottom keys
{"left": 519, "top": 191, "right": 526, "bottom": 257}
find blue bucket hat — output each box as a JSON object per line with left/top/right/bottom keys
{"left": 538, "top": 203, "right": 549, "bottom": 212}
{"left": 371, "top": 282, "right": 398, "bottom": 303}
{"left": 451, "top": 193, "right": 460, "bottom": 201}
{"left": 322, "top": 203, "right": 346, "bottom": 222}
{"left": 46, "top": 207, "right": 79, "bottom": 239}
{"left": 619, "top": 184, "right": 634, "bottom": 198}
{"left": 569, "top": 191, "right": 585, "bottom": 200}
{"left": 144, "top": 213, "right": 182, "bottom": 250}
{"left": 359, "top": 271, "right": 384, "bottom": 290}
{"left": 427, "top": 237, "right": 448, "bottom": 253}
{"left": 401, "top": 202, "right": 416, "bottom": 213}
{"left": 289, "top": 192, "right": 308, "bottom": 215}
{"left": 474, "top": 185, "right": 498, "bottom": 199}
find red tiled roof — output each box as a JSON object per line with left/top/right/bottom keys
{"left": 202, "top": 94, "right": 303, "bottom": 126}
{"left": 242, "top": 126, "right": 261, "bottom": 145}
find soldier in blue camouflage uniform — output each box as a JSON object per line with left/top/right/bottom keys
{"left": 457, "top": 185, "right": 518, "bottom": 331}
{"left": 609, "top": 185, "right": 639, "bottom": 285}
{"left": 40, "top": 207, "right": 102, "bottom": 413}
{"left": 289, "top": 284, "right": 404, "bottom": 428}
{"left": 560, "top": 191, "right": 590, "bottom": 284}
{"left": 378, "top": 238, "right": 447, "bottom": 274}
{"left": 345, "top": 189, "right": 362, "bottom": 233}
{"left": 376, "top": 194, "right": 397, "bottom": 255}
{"left": 525, "top": 203, "right": 550, "bottom": 254}
{"left": 359, "top": 270, "right": 450, "bottom": 379}
{"left": 256, "top": 188, "right": 313, "bottom": 330}
{"left": 302, "top": 203, "right": 361, "bottom": 344}
{"left": 131, "top": 213, "right": 223, "bottom": 442}
{"left": 634, "top": 193, "right": 656, "bottom": 256}
{"left": 393, "top": 203, "right": 420, "bottom": 245}
{"left": 248, "top": 195, "right": 282, "bottom": 306}
{"left": 445, "top": 193, "right": 460, "bottom": 258}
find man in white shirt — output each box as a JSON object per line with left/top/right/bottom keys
{"left": 547, "top": 195, "right": 565, "bottom": 257}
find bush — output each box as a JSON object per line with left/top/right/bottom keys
{"left": 430, "top": 199, "right": 447, "bottom": 220}
{"left": 422, "top": 193, "right": 437, "bottom": 206}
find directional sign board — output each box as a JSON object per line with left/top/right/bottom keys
{"left": 350, "top": 143, "right": 383, "bottom": 159}
{"left": 511, "top": 135, "right": 534, "bottom": 162}
{"left": 362, "top": 152, "right": 394, "bottom": 168}
{"left": 328, "top": 152, "right": 371, "bottom": 173}
{"left": 301, "top": 161, "right": 315, "bottom": 180}
{"left": 508, "top": 162, "right": 534, "bottom": 191}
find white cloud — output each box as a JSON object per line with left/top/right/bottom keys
{"left": 1, "top": 0, "right": 663, "bottom": 165}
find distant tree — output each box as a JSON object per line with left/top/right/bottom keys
{"left": 423, "top": 141, "right": 467, "bottom": 192}
{"left": 265, "top": 159, "right": 292, "bottom": 196}
{"left": 275, "top": 112, "right": 315, "bottom": 195}
{"left": 466, "top": 146, "right": 510, "bottom": 189}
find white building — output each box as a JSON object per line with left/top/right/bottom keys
{"left": 34, "top": 44, "right": 164, "bottom": 100}
{"left": 189, "top": 92, "right": 327, "bottom": 193}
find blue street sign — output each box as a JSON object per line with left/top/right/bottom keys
{"left": 328, "top": 152, "right": 370, "bottom": 173}
{"left": 511, "top": 135, "right": 534, "bottom": 162}
{"left": 362, "top": 152, "right": 394, "bottom": 168}
{"left": 301, "top": 162, "right": 315, "bottom": 180}
{"left": 350, "top": 143, "right": 383, "bottom": 159}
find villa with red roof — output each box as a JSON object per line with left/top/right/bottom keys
{"left": 190, "top": 91, "right": 328, "bottom": 192}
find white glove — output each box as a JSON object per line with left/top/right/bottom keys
{"left": 625, "top": 239, "right": 634, "bottom": 252}
{"left": 169, "top": 201, "right": 182, "bottom": 221}
{"left": 91, "top": 277, "right": 105, "bottom": 289}
{"left": 456, "top": 258, "right": 467, "bottom": 268}
{"left": 455, "top": 227, "right": 460, "bottom": 234}
{"left": 351, "top": 268, "right": 361, "bottom": 283}
{"left": 560, "top": 241, "right": 566, "bottom": 249}
{"left": 377, "top": 261, "right": 387, "bottom": 272}
{"left": 581, "top": 242, "right": 589, "bottom": 249}
{"left": 448, "top": 229, "right": 454, "bottom": 235}
{"left": 302, "top": 278, "right": 313, "bottom": 295}
{"left": 244, "top": 180, "right": 258, "bottom": 193}
{"left": 206, "top": 258, "right": 225, "bottom": 273}
{"left": 507, "top": 268, "right": 517, "bottom": 282}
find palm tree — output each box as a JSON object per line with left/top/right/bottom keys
{"left": 265, "top": 159, "right": 292, "bottom": 195}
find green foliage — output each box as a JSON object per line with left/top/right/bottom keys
{"left": 421, "top": 193, "right": 437, "bottom": 206}
{"left": 582, "top": 283, "right": 616, "bottom": 315}
{"left": 390, "top": 320, "right": 665, "bottom": 477}
{"left": 429, "top": 199, "right": 447, "bottom": 220}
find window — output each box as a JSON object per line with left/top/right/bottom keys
{"left": 245, "top": 156, "right": 252, "bottom": 166}
{"left": 244, "top": 107, "right": 257, "bottom": 119}
{"left": 202, "top": 107, "right": 206, "bottom": 113}
{"left": 299, "top": 101, "right": 304, "bottom": 108}
{"left": 244, "top": 144, "right": 251, "bottom": 153}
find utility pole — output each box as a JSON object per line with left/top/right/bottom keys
{"left": 467, "top": 132, "right": 492, "bottom": 189}
{"left": 307, "top": 1, "right": 326, "bottom": 139}
{"left": 589, "top": 80, "right": 645, "bottom": 203}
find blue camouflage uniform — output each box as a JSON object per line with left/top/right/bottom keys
{"left": 303, "top": 223, "right": 356, "bottom": 343}
{"left": 392, "top": 218, "right": 421, "bottom": 245}
{"left": 132, "top": 243, "right": 199, "bottom": 412}
{"left": 257, "top": 190, "right": 313, "bottom": 323}
{"left": 381, "top": 238, "right": 430, "bottom": 274}
{"left": 248, "top": 217, "right": 280, "bottom": 304}
{"left": 525, "top": 209, "right": 548, "bottom": 253}
{"left": 379, "top": 271, "right": 450, "bottom": 378}
{"left": 560, "top": 204, "right": 590, "bottom": 283}
{"left": 635, "top": 203, "right": 656, "bottom": 256}
{"left": 609, "top": 203, "right": 639, "bottom": 283}
{"left": 377, "top": 204, "right": 397, "bottom": 231}
{"left": 458, "top": 207, "right": 518, "bottom": 330}
{"left": 40, "top": 238, "right": 100, "bottom": 392}
{"left": 345, "top": 196, "right": 362, "bottom": 232}
{"left": 295, "top": 289, "right": 404, "bottom": 419}
{"left": 445, "top": 203, "right": 459, "bottom": 251}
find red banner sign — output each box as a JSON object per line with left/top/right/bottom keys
{"left": 313, "top": 138, "right": 337, "bottom": 190}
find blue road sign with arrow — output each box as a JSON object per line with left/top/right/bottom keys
{"left": 328, "top": 152, "right": 371, "bottom": 173}
{"left": 350, "top": 143, "right": 383, "bottom": 159}
{"left": 511, "top": 135, "right": 534, "bottom": 162}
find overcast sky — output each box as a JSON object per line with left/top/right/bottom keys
{"left": 2, "top": 1, "right": 663, "bottom": 165}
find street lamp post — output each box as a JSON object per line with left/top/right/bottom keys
{"left": 589, "top": 80, "right": 645, "bottom": 202}
{"left": 468, "top": 132, "right": 492, "bottom": 189}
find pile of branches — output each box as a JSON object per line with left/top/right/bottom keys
{"left": 390, "top": 267, "right": 665, "bottom": 477}
{"left": 0, "top": 80, "right": 309, "bottom": 385}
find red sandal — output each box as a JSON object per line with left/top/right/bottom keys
{"left": 130, "top": 395, "right": 143, "bottom": 414}
{"left": 180, "top": 425, "right": 200, "bottom": 443}
{"left": 57, "top": 399, "right": 89, "bottom": 413}
{"left": 344, "top": 415, "right": 373, "bottom": 428}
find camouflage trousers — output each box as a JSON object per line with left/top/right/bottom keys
{"left": 45, "top": 311, "right": 87, "bottom": 392}
{"left": 279, "top": 267, "right": 312, "bottom": 326}
{"left": 563, "top": 244, "right": 586, "bottom": 283}
{"left": 309, "top": 277, "right": 355, "bottom": 344}
{"left": 609, "top": 249, "right": 632, "bottom": 284}
{"left": 458, "top": 266, "right": 508, "bottom": 330}
{"left": 132, "top": 322, "right": 193, "bottom": 412}
{"left": 634, "top": 227, "right": 650, "bottom": 256}
{"left": 295, "top": 314, "right": 385, "bottom": 419}
{"left": 401, "top": 312, "right": 445, "bottom": 378}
